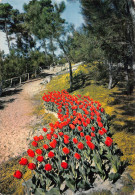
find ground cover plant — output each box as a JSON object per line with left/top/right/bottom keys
{"left": 13, "top": 90, "right": 127, "bottom": 194}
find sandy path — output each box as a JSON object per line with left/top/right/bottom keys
{"left": 0, "top": 79, "right": 44, "bottom": 164}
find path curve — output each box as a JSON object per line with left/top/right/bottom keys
{"left": 0, "top": 79, "right": 44, "bottom": 164}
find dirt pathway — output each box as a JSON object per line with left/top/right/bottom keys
{"left": 0, "top": 65, "right": 77, "bottom": 164}
{"left": 0, "top": 79, "right": 45, "bottom": 164}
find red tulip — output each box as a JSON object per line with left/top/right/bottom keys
{"left": 13, "top": 170, "right": 22, "bottom": 179}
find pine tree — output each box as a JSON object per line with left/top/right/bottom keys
{"left": 81, "top": 0, "right": 134, "bottom": 92}
{"left": 0, "top": 3, "right": 14, "bottom": 50}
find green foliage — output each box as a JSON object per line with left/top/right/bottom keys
{"left": 69, "top": 29, "right": 104, "bottom": 63}
{"left": 80, "top": 0, "right": 135, "bottom": 93}
{"left": 23, "top": 0, "right": 66, "bottom": 70}
{"left": 73, "top": 62, "right": 108, "bottom": 87}
{"left": 1, "top": 50, "right": 25, "bottom": 79}
{"left": 28, "top": 50, "right": 52, "bottom": 70}
{"left": 0, "top": 3, "right": 34, "bottom": 54}
{"left": 0, "top": 3, "right": 14, "bottom": 49}
{"left": 1, "top": 50, "right": 51, "bottom": 81}
{"left": 81, "top": 0, "right": 133, "bottom": 62}
{"left": 0, "top": 1, "right": 60, "bottom": 80}
{"left": 57, "top": 55, "right": 67, "bottom": 65}
{"left": 23, "top": 0, "right": 65, "bottom": 40}
{"left": 23, "top": 0, "right": 54, "bottom": 39}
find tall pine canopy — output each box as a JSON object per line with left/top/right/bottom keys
{"left": 81, "top": 0, "right": 135, "bottom": 92}
{"left": 0, "top": 3, "right": 14, "bottom": 50}
{"left": 81, "top": 0, "right": 133, "bottom": 62}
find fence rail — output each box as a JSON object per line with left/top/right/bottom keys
{"left": 1, "top": 70, "right": 37, "bottom": 91}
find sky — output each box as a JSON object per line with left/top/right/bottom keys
{"left": 0, "top": 0, "right": 84, "bottom": 54}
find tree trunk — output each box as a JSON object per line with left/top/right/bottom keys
{"left": 5, "top": 20, "right": 10, "bottom": 50}
{"left": 0, "top": 82, "right": 2, "bottom": 96}
{"left": 111, "top": 63, "right": 120, "bottom": 88}
{"left": 57, "top": 38, "right": 73, "bottom": 91}
{"left": 126, "top": 0, "right": 135, "bottom": 94}
{"left": 108, "top": 60, "right": 113, "bottom": 89}
{"left": 50, "top": 36, "right": 55, "bottom": 70}
{"left": 124, "top": 60, "right": 132, "bottom": 95}
{"left": 35, "top": 69, "right": 37, "bottom": 78}
{"left": 68, "top": 60, "right": 73, "bottom": 90}
{"left": 125, "top": 67, "right": 129, "bottom": 83}
{"left": 64, "top": 57, "right": 73, "bottom": 90}
{"left": 43, "top": 39, "right": 48, "bottom": 59}
{"left": 128, "top": 0, "right": 135, "bottom": 25}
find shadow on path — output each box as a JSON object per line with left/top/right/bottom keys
{"left": 0, "top": 89, "right": 22, "bottom": 110}
{"left": 108, "top": 83, "right": 135, "bottom": 133}
{"left": 0, "top": 98, "right": 16, "bottom": 110}
{"left": 1, "top": 89, "right": 22, "bottom": 97}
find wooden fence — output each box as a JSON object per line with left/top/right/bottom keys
{"left": 1, "top": 70, "right": 37, "bottom": 91}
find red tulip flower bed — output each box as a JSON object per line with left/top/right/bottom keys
{"left": 13, "top": 90, "right": 125, "bottom": 194}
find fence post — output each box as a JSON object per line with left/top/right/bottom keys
{"left": 11, "top": 78, "right": 13, "bottom": 87}
{"left": 20, "top": 76, "right": 21, "bottom": 85}
{"left": 35, "top": 70, "right": 37, "bottom": 78}
{"left": 0, "top": 81, "right": 2, "bottom": 96}
{"left": 28, "top": 73, "right": 29, "bottom": 80}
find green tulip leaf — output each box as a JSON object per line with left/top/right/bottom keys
{"left": 66, "top": 178, "right": 76, "bottom": 191}
{"left": 109, "top": 173, "right": 120, "bottom": 182}
{"left": 34, "top": 188, "right": 45, "bottom": 195}
{"left": 46, "top": 187, "right": 61, "bottom": 195}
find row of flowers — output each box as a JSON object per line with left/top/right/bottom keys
{"left": 13, "top": 90, "right": 125, "bottom": 194}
